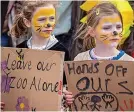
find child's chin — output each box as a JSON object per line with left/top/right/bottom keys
{"left": 109, "top": 42, "right": 118, "bottom": 48}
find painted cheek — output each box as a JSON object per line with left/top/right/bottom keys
{"left": 51, "top": 23, "right": 55, "bottom": 30}
{"left": 118, "top": 32, "right": 123, "bottom": 42}
{"left": 99, "top": 36, "right": 110, "bottom": 45}
{"left": 119, "top": 32, "right": 123, "bottom": 38}
{"left": 100, "top": 33, "right": 112, "bottom": 44}
{"left": 96, "top": 28, "right": 107, "bottom": 41}
{"left": 32, "top": 20, "right": 49, "bottom": 38}
{"left": 103, "top": 40, "right": 111, "bottom": 44}
{"left": 32, "top": 17, "right": 41, "bottom": 32}
{"left": 98, "top": 29, "right": 114, "bottom": 43}
{"left": 50, "top": 20, "right": 55, "bottom": 27}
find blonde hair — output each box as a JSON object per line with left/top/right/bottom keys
{"left": 10, "top": 1, "right": 58, "bottom": 38}
{"left": 75, "top": 2, "right": 123, "bottom": 50}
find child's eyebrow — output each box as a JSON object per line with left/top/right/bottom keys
{"left": 102, "top": 23, "right": 112, "bottom": 26}
{"left": 115, "top": 22, "right": 122, "bottom": 25}
{"left": 102, "top": 22, "right": 122, "bottom": 26}
{"left": 37, "top": 16, "right": 46, "bottom": 19}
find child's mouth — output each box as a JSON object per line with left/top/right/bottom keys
{"left": 110, "top": 38, "right": 119, "bottom": 42}
{"left": 42, "top": 29, "right": 52, "bottom": 32}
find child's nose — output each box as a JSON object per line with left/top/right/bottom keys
{"left": 47, "top": 23, "right": 51, "bottom": 27}
{"left": 113, "top": 31, "right": 118, "bottom": 36}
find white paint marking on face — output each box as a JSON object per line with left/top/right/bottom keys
{"left": 102, "top": 22, "right": 122, "bottom": 33}
{"left": 94, "top": 14, "right": 123, "bottom": 47}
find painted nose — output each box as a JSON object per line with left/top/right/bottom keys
{"left": 47, "top": 23, "right": 51, "bottom": 27}
{"left": 113, "top": 31, "right": 118, "bottom": 36}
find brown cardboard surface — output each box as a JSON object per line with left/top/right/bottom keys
{"left": 1, "top": 47, "right": 64, "bottom": 111}
{"left": 64, "top": 60, "right": 134, "bottom": 111}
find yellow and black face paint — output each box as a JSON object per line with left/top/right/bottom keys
{"left": 32, "top": 7, "right": 55, "bottom": 38}
{"left": 95, "top": 14, "right": 123, "bottom": 46}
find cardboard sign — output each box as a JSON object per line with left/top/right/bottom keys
{"left": 1, "top": 47, "right": 64, "bottom": 111}
{"left": 64, "top": 60, "right": 134, "bottom": 111}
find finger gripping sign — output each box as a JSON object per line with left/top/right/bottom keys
{"left": 1, "top": 47, "right": 64, "bottom": 111}
{"left": 64, "top": 60, "right": 134, "bottom": 111}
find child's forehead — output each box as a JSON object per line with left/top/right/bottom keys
{"left": 33, "top": 6, "right": 55, "bottom": 16}
{"left": 99, "top": 13, "right": 121, "bottom": 24}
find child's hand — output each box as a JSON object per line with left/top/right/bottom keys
{"left": 63, "top": 90, "right": 74, "bottom": 105}
{"left": 1, "top": 102, "right": 5, "bottom": 111}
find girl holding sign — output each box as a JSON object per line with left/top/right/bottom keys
{"left": 64, "top": 2, "right": 134, "bottom": 107}
{"left": 8, "top": 1, "right": 69, "bottom": 111}
{"left": 10, "top": 0, "right": 69, "bottom": 90}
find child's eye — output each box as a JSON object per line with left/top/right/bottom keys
{"left": 37, "top": 17, "right": 46, "bottom": 21}
{"left": 49, "top": 16, "right": 55, "bottom": 21}
{"left": 116, "top": 25, "right": 122, "bottom": 29}
{"left": 103, "top": 26, "right": 111, "bottom": 30}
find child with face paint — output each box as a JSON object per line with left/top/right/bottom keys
{"left": 10, "top": 1, "right": 69, "bottom": 82}
{"left": 9, "top": 1, "right": 70, "bottom": 110}
{"left": 74, "top": 2, "right": 134, "bottom": 61}
{"left": 10, "top": 1, "right": 69, "bottom": 60}
{"left": 64, "top": 2, "right": 134, "bottom": 107}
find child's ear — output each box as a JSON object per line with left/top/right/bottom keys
{"left": 23, "top": 18, "right": 31, "bottom": 28}
{"left": 87, "top": 26, "right": 96, "bottom": 37}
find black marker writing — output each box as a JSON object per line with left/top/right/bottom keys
{"left": 91, "top": 77, "right": 103, "bottom": 92}
{"left": 37, "top": 62, "right": 56, "bottom": 71}
{"left": 10, "top": 77, "right": 16, "bottom": 88}
{"left": 30, "top": 77, "right": 37, "bottom": 91}
{"left": 118, "top": 81, "right": 133, "bottom": 95}
{"left": 67, "top": 62, "right": 99, "bottom": 75}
